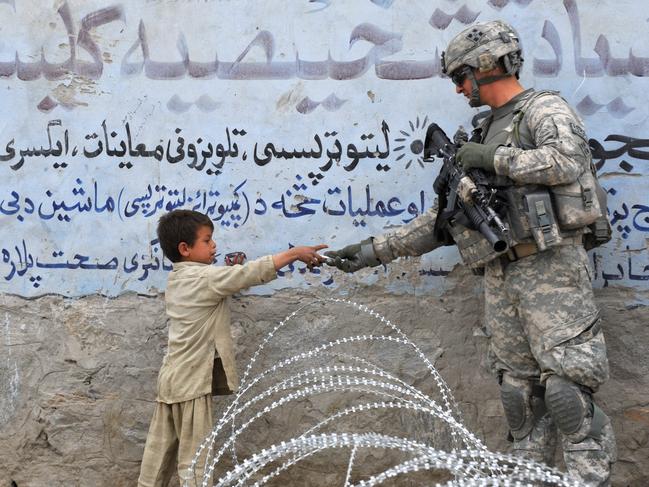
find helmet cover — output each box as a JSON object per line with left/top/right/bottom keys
{"left": 442, "top": 20, "right": 523, "bottom": 78}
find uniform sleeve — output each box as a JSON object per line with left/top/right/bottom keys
{"left": 206, "top": 255, "right": 277, "bottom": 297}
{"left": 492, "top": 94, "right": 591, "bottom": 186}
{"left": 372, "top": 203, "right": 445, "bottom": 264}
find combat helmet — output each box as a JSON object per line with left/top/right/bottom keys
{"left": 441, "top": 20, "right": 523, "bottom": 106}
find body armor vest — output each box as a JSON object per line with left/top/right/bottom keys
{"left": 449, "top": 90, "right": 610, "bottom": 269}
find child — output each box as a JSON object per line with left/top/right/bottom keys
{"left": 138, "top": 209, "right": 327, "bottom": 486}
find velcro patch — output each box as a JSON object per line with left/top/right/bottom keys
{"left": 570, "top": 122, "right": 587, "bottom": 141}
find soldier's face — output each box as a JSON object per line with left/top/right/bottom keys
{"left": 453, "top": 68, "right": 496, "bottom": 107}
{"left": 454, "top": 69, "right": 474, "bottom": 99}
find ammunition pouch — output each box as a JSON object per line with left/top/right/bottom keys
{"left": 583, "top": 217, "right": 613, "bottom": 251}
{"left": 521, "top": 190, "right": 563, "bottom": 251}
{"left": 548, "top": 163, "right": 611, "bottom": 250}
{"left": 550, "top": 165, "right": 601, "bottom": 229}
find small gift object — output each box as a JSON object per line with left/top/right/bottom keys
{"left": 224, "top": 251, "right": 246, "bottom": 266}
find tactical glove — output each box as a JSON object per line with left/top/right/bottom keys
{"left": 456, "top": 142, "right": 499, "bottom": 172}
{"left": 325, "top": 238, "right": 381, "bottom": 273}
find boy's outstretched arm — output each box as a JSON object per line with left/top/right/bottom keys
{"left": 272, "top": 244, "right": 328, "bottom": 270}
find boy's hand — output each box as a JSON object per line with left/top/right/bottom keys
{"left": 224, "top": 251, "right": 247, "bottom": 266}
{"left": 292, "top": 244, "right": 329, "bottom": 268}
{"left": 272, "top": 244, "right": 328, "bottom": 271}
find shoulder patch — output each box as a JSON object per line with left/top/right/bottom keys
{"left": 570, "top": 122, "right": 588, "bottom": 141}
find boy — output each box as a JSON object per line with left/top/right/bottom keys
{"left": 138, "top": 209, "right": 327, "bottom": 486}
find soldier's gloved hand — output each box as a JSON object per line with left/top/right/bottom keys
{"left": 325, "top": 238, "right": 381, "bottom": 273}
{"left": 456, "top": 142, "right": 499, "bottom": 172}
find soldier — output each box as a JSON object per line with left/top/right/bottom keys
{"left": 326, "top": 20, "right": 616, "bottom": 486}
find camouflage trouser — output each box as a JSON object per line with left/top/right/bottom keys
{"left": 484, "top": 244, "right": 616, "bottom": 486}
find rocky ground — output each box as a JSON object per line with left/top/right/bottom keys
{"left": 1, "top": 262, "right": 647, "bottom": 486}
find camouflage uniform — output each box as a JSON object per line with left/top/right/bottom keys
{"left": 372, "top": 89, "right": 617, "bottom": 485}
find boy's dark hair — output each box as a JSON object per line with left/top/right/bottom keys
{"left": 157, "top": 210, "right": 214, "bottom": 262}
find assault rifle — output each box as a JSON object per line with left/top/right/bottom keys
{"left": 424, "top": 123, "right": 509, "bottom": 253}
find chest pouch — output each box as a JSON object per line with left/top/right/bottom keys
{"left": 503, "top": 186, "right": 563, "bottom": 251}
{"left": 522, "top": 190, "right": 563, "bottom": 251}
{"left": 551, "top": 163, "right": 603, "bottom": 229}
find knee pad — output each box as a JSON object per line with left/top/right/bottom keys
{"left": 500, "top": 374, "right": 546, "bottom": 440}
{"left": 545, "top": 375, "right": 594, "bottom": 438}
{"left": 588, "top": 403, "right": 609, "bottom": 441}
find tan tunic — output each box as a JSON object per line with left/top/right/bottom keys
{"left": 155, "top": 256, "right": 276, "bottom": 404}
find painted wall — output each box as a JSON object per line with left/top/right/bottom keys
{"left": 1, "top": 0, "right": 648, "bottom": 297}
{"left": 2, "top": 2, "right": 649, "bottom": 485}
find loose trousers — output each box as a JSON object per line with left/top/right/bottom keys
{"left": 138, "top": 394, "right": 213, "bottom": 487}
